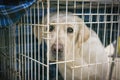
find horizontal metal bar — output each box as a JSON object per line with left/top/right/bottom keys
{"left": 20, "top": 54, "right": 48, "bottom": 67}
{"left": 49, "top": 60, "right": 74, "bottom": 65}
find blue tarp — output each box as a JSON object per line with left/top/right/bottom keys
{"left": 0, "top": 0, "right": 36, "bottom": 27}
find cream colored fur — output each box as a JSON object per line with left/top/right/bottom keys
{"left": 34, "top": 12, "right": 109, "bottom": 80}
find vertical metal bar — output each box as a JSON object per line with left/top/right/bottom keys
{"left": 37, "top": 1, "right": 40, "bottom": 80}
{"left": 8, "top": 27, "right": 11, "bottom": 80}
{"left": 12, "top": 26, "right": 15, "bottom": 80}
{"left": 7, "top": 29, "right": 9, "bottom": 79}
{"left": 11, "top": 26, "right": 12, "bottom": 80}
{"left": 109, "top": 2, "right": 114, "bottom": 52}
{"left": 9, "top": 26, "right": 13, "bottom": 80}
{"left": 10, "top": 27, "right": 12, "bottom": 80}
{"left": 109, "top": 3, "right": 114, "bottom": 80}
{"left": 33, "top": 4, "right": 37, "bottom": 80}
{"left": 18, "top": 23, "right": 21, "bottom": 80}
{"left": 20, "top": 16, "right": 24, "bottom": 80}
{"left": 13, "top": 26, "right": 15, "bottom": 80}
{"left": 65, "top": 0, "right": 68, "bottom": 80}
{"left": 96, "top": 2, "right": 100, "bottom": 35}
{"left": 95, "top": 1, "right": 100, "bottom": 80}
{"left": 103, "top": 2, "right": 107, "bottom": 47}
{"left": 47, "top": 0, "right": 50, "bottom": 80}
{"left": 2, "top": 29, "right": 5, "bottom": 78}
{"left": 13, "top": 25, "right": 17, "bottom": 80}
{"left": 102, "top": 1, "right": 109, "bottom": 79}
{"left": 42, "top": 1, "right": 45, "bottom": 80}
{"left": 56, "top": 0, "right": 59, "bottom": 80}
{"left": 1, "top": 30, "right": 4, "bottom": 78}
{"left": 26, "top": 7, "right": 29, "bottom": 80}
{"left": 7, "top": 29, "right": 11, "bottom": 79}
{"left": 30, "top": 6, "right": 33, "bottom": 80}
{"left": 3, "top": 28, "right": 6, "bottom": 79}
{"left": 23, "top": 14, "right": 27, "bottom": 80}
{"left": 72, "top": 1, "right": 77, "bottom": 80}
{"left": 88, "top": 1, "right": 92, "bottom": 80}
{"left": 81, "top": 0, "right": 84, "bottom": 79}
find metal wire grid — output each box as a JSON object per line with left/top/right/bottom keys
{"left": 0, "top": 0, "right": 120, "bottom": 80}
{"left": 0, "top": 26, "right": 17, "bottom": 80}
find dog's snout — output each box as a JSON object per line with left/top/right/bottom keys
{"left": 51, "top": 43, "right": 63, "bottom": 54}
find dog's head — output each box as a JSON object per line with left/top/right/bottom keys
{"left": 44, "top": 12, "right": 90, "bottom": 62}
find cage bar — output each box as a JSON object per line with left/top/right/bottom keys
{"left": 0, "top": 0, "right": 120, "bottom": 80}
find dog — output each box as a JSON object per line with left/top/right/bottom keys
{"left": 34, "top": 12, "right": 109, "bottom": 80}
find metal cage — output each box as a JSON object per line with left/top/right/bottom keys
{"left": 0, "top": 0, "right": 120, "bottom": 80}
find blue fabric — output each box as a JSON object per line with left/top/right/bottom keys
{"left": 0, "top": 0, "right": 36, "bottom": 27}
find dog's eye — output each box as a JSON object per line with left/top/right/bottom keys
{"left": 67, "top": 27, "right": 73, "bottom": 33}
{"left": 49, "top": 25, "right": 54, "bottom": 32}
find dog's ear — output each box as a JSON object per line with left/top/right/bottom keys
{"left": 76, "top": 24, "right": 90, "bottom": 47}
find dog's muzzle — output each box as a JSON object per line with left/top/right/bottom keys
{"left": 51, "top": 43, "right": 64, "bottom": 54}
{"left": 51, "top": 43, "right": 64, "bottom": 60}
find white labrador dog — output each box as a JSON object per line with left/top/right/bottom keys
{"left": 34, "top": 12, "right": 109, "bottom": 80}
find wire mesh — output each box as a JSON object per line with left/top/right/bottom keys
{"left": 0, "top": 0, "right": 120, "bottom": 80}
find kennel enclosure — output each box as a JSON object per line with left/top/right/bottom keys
{"left": 0, "top": 0, "right": 120, "bottom": 80}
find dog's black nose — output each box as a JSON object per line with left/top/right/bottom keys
{"left": 51, "top": 43, "right": 63, "bottom": 54}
